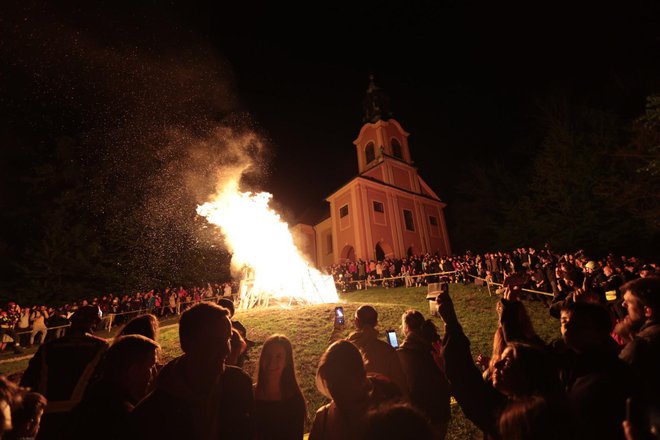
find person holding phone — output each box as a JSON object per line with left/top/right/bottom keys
{"left": 397, "top": 310, "right": 451, "bottom": 439}
{"left": 347, "top": 305, "right": 407, "bottom": 395}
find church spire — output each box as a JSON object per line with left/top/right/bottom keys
{"left": 362, "top": 74, "right": 393, "bottom": 123}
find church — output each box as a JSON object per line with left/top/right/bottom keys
{"left": 292, "top": 77, "right": 451, "bottom": 268}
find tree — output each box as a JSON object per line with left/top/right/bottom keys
{"left": 499, "top": 100, "right": 651, "bottom": 255}
{"left": 609, "top": 95, "right": 660, "bottom": 234}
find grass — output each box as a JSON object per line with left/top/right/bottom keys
{"left": 0, "top": 283, "right": 560, "bottom": 439}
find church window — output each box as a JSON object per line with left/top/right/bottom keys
{"left": 326, "top": 234, "right": 333, "bottom": 254}
{"left": 392, "top": 138, "right": 403, "bottom": 159}
{"left": 429, "top": 216, "right": 438, "bottom": 226}
{"left": 339, "top": 204, "right": 349, "bottom": 218}
{"left": 365, "top": 142, "right": 375, "bottom": 164}
{"left": 403, "top": 209, "right": 415, "bottom": 231}
{"left": 373, "top": 201, "right": 384, "bottom": 213}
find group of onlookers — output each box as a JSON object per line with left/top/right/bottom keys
{"left": 0, "top": 244, "right": 658, "bottom": 439}
{"left": 327, "top": 247, "right": 656, "bottom": 297}
{"left": 0, "top": 283, "right": 236, "bottom": 353}
{"left": 0, "top": 272, "right": 658, "bottom": 439}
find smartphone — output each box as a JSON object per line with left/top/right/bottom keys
{"left": 334, "top": 306, "right": 345, "bottom": 326}
{"left": 386, "top": 329, "right": 399, "bottom": 348}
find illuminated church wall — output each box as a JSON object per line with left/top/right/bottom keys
{"left": 292, "top": 80, "right": 451, "bottom": 267}
{"left": 314, "top": 217, "right": 334, "bottom": 268}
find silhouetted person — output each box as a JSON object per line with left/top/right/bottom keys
{"left": 5, "top": 391, "right": 47, "bottom": 440}
{"left": 0, "top": 375, "right": 20, "bottom": 439}
{"left": 310, "top": 340, "right": 401, "bottom": 440}
{"left": 478, "top": 289, "right": 544, "bottom": 382}
{"left": 362, "top": 403, "right": 434, "bottom": 440}
{"left": 436, "top": 288, "right": 572, "bottom": 439}
{"left": 397, "top": 310, "right": 450, "bottom": 439}
{"left": 227, "top": 327, "right": 247, "bottom": 367}
{"left": 20, "top": 306, "right": 108, "bottom": 440}
{"left": 616, "top": 277, "right": 660, "bottom": 406}
{"left": 69, "top": 335, "right": 160, "bottom": 440}
{"left": 131, "top": 302, "right": 254, "bottom": 440}
{"left": 115, "top": 314, "right": 159, "bottom": 342}
{"left": 347, "top": 305, "right": 406, "bottom": 395}
{"left": 218, "top": 298, "right": 252, "bottom": 366}
{"left": 559, "top": 302, "right": 638, "bottom": 440}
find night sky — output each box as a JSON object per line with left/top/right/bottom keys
{"left": 2, "top": 0, "right": 660, "bottom": 247}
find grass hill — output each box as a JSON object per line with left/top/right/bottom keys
{"left": 1, "top": 283, "right": 560, "bottom": 439}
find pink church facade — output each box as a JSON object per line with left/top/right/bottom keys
{"left": 292, "top": 80, "right": 451, "bottom": 267}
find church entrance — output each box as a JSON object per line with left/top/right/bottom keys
{"left": 340, "top": 245, "right": 355, "bottom": 262}
{"left": 375, "top": 241, "right": 394, "bottom": 261}
{"left": 407, "top": 246, "right": 415, "bottom": 257}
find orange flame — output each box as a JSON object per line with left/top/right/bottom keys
{"left": 197, "top": 176, "right": 338, "bottom": 307}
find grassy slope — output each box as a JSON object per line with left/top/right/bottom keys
{"left": 0, "top": 283, "right": 560, "bottom": 439}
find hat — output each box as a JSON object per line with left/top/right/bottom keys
{"left": 585, "top": 261, "right": 597, "bottom": 270}
{"left": 640, "top": 264, "right": 655, "bottom": 273}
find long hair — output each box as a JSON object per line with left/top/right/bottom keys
{"left": 489, "top": 301, "right": 542, "bottom": 375}
{"left": 116, "top": 314, "right": 159, "bottom": 342}
{"left": 315, "top": 339, "right": 367, "bottom": 401}
{"left": 255, "top": 335, "right": 305, "bottom": 406}
{"left": 401, "top": 309, "right": 425, "bottom": 334}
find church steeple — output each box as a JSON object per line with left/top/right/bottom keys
{"left": 362, "top": 74, "right": 393, "bottom": 123}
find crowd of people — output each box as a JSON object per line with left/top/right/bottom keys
{"left": 327, "top": 247, "right": 657, "bottom": 299}
{"left": 0, "top": 283, "right": 236, "bottom": 354}
{"left": 0, "top": 245, "right": 658, "bottom": 439}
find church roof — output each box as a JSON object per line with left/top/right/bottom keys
{"left": 325, "top": 174, "right": 445, "bottom": 206}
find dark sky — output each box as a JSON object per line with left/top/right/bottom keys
{"left": 188, "top": 1, "right": 660, "bottom": 219}
{"left": 3, "top": 0, "right": 660, "bottom": 222}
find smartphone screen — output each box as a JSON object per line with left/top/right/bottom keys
{"left": 386, "top": 330, "right": 399, "bottom": 348}
{"left": 334, "top": 306, "right": 345, "bottom": 325}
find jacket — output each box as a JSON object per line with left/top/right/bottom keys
{"left": 619, "top": 320, "right": 660, "bottom": 405}
{"left": 397, "top": 332, "right": 451, "bottom": 427}
{"left": 130, "top": 355, "right": 254, "bottom": 440}
{"left": 347, "top": 327, "right": 407, "bottom": 394}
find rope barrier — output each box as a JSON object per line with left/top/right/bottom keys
{"left": 466, "top": 273, "right": 555, "bottom": 297}
{"left": 12, "top": 324, "right": 71, "bottom": 336}
{"left": 5, "top": 293, "right": 233, "bottom": 339}
{"left": 337, "top": 270, "right": 457, "bottom": 285}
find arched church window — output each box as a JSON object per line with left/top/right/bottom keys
{"left": 391, "top": 138, "right": 403, "bottom": 159}
{"left": 365, "top": 142, "right": 375, "bottom": 164}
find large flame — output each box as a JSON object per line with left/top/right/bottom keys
{"left": 197, "top": 176, "right": 338, "bottom": 307}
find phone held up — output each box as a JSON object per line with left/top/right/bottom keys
{"left": 334, "top": 306, "right": 345, "bottom": 326}
{"left": 386, "top": 329, "right": 399, "bottom": 348}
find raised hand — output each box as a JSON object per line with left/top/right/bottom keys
{"left": 436, "top": 289, "right": 459, "bottom": 326}
{"left": 431, "top": 340, "right": 446, "bottom": 373}
{"left": 502, "top": 286, "right": 519, "bottom": 302}
{"left": 476, "top": 353, "right": 490, "bottom": 370}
